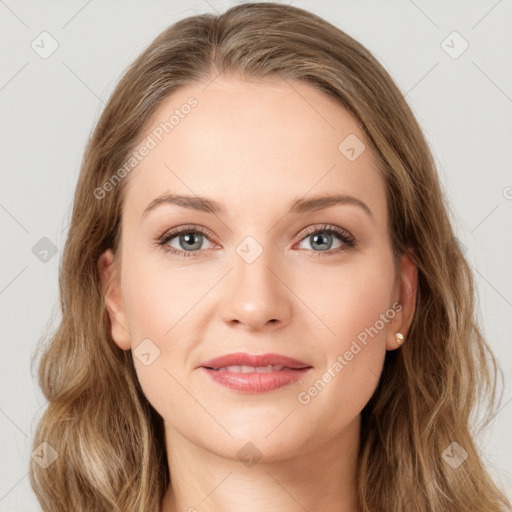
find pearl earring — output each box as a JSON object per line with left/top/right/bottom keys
{"left": 395, "top": 332, "right": 404, "bottom": 346}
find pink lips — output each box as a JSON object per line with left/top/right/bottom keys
{"left": 199, "top": 352, "right": 312, "bottom": 393}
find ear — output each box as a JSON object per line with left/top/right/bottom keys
{"left": 97, "top": 249, "right": 131, "bottom": 350}
{"left": 386, "top": 250, "right": 418, "bottom": 351}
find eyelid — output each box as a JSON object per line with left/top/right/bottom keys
{"left": 156, "top": 224, "right": 217, "bottom": 244}
{"left": 295, "top": 223, "right": 354, "bottom": 244}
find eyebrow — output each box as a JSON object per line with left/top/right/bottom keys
{"left": 141, "top": 192, "right": 373, "bottom": 220}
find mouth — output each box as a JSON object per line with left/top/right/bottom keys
{"left": 198, "top": 353, "right": 312, "bottom": 393}
{"left": 205, "top": 364, "right": 305, "bottom": 372}
{"left": 199, "top": 352, "right": 311, "bottom": 370}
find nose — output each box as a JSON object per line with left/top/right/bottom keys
{"left": 218, "top": 240, "right": 293, "bottom": 332}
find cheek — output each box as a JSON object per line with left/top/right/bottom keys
{"left": 330, "top": 270, "right": 394, "bottom": 341}
{"left": 118, "top": 253, "right": 194, "bottom": 417}
{"left": 123, "top": 281, "right": 194, "bottom": 425}
{"left": 298, "top": 248, "right": 395, "bottom": 347}
{"left": 121, "top": 248, "right": 196, "bottom": 341}
{"left": 300, "top": 253, "right": 394, "bottom": 420}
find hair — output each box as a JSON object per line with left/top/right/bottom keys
{"left": 29, "top": 2, "right": 510, "bottom": 511}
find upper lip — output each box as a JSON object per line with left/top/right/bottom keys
{"left": 199, "top": 352, "right": 311, "bottom": 370}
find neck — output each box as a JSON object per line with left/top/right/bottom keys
{"left": 160, "top": 415, "right": 361, "bottom": 512}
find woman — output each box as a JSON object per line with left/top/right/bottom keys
{"left": 29, "top": 2, "right": 511, "bottom": 511}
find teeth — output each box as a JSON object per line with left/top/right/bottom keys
{"left": 215, "top": 364, "right": 286, "bottom": 373}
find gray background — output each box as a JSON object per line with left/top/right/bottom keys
{"left": 1, "top": 0, "right": 511, "bottom": 509}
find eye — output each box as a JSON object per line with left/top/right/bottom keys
{"left": 156, "top": 223, "right": 356, "bottom": 258}
{"left": 294, "top": 223, "right": 356, "bottom": 257}
{"left": 157, "top": 224, "right": 215, "bottom": 258}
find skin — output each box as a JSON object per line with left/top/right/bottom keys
{"left": 98, "top": 76, "right": 417, "bottom": 512}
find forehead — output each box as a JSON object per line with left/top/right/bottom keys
{"left": 122, "top": 76, "right": 386, "bottom": 226}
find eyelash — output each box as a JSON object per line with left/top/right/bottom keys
{"left": 155, "top": 223, "right": 357, "bottom": 259}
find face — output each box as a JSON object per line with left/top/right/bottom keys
{"left": 99, "top": 76, "right": 417, "bottom": 462}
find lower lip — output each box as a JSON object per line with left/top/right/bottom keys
{"left": 200, "top": 367, "right": 312, "bottom": 392}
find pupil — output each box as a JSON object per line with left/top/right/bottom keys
{"left": 182, "top": 233, "right": 201, "bottom": 250}
{"left": 312, "top": 233, "right": 332, "bottom": 251}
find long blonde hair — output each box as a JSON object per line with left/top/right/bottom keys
{"left": 29, "top": 3, "right": 510, "bottom": 510}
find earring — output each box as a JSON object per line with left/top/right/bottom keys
{"left": 395, "top": 332, "right": 404, "bottom": 346}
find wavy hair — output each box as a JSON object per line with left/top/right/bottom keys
{"left": 29, "top": 2, "right": 510, "bottom": 511}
